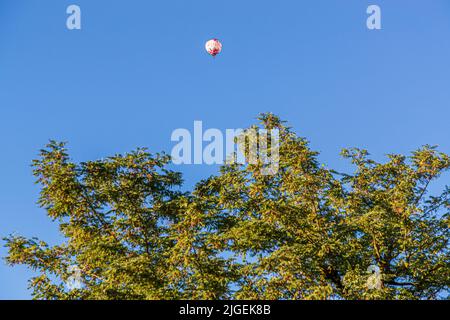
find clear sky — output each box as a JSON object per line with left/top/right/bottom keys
{"left": 1, "top": 0, "right": 449, "bottom": 299}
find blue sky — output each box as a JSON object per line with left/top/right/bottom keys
{"left": 1, "top": 0, "right": 449, "bottom": 299}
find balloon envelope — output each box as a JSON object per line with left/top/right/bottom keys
{"left": 205, "top": 39, "right": 222, "bottom": 57}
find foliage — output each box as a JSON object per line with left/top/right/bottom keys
{"left": 4, "top": 115, "right": 450, "bottom": 300}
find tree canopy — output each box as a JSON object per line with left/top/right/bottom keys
{"left": 4, "top": 114, "right": 450, "bottom": 300}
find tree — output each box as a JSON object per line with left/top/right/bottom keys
{"left": 4, "top": 115, "right": 450, "bottom": 300}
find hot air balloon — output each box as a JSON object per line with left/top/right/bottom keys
{"left": 205, "top": 39, "right": 222, "bottom": 57}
